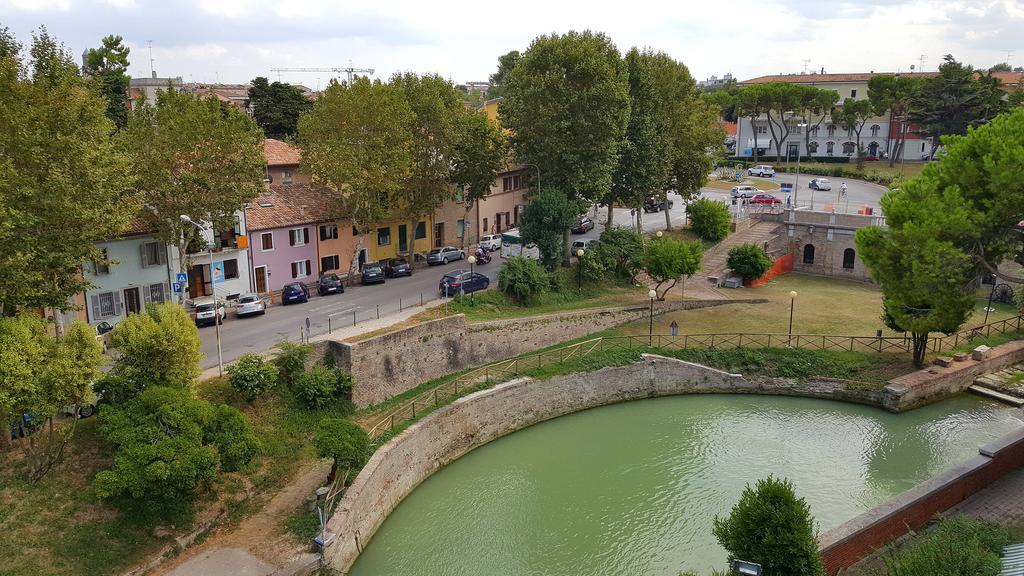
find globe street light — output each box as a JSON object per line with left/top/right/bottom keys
{"left": 180, "top": 214, "right": 223, "bottom": 377}
{"left": 648, "top": 288, "right": 658, "bottom": 346}
{"left": 788, "top": 290, "right": 798, "bottom": 346}
{"left": 467, "top": 255, "right": 477, "bottom": 303}
{"left": 656, "top": 230, "right": 663, "bottom": 238}
{"left": 576, "top": 248, "right": 585, "bottom": 292}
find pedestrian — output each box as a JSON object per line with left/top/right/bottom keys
{"left": 786, "top": 195, "right": 791, "bottom": 208}
{"left": 840, "top": 182, "right": 848, "bottom": 197}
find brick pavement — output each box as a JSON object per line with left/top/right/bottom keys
{"left": 948, "top": 465, "right": 1024, "bottom": 526}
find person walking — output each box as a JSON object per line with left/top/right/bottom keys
{"left": 840, "top": 182, "right": 848, "bottom": 197}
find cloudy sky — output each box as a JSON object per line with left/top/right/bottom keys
{"left": 2, "top": 0, "right": 1021, "bottom": 87}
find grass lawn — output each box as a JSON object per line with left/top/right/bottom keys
{"left": 778, "top": 160, "right": 927, "bottom": 180}
{"left": 615, "top": 273, "right": 1020, "bottom": 339}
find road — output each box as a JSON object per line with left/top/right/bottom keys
{"left": 198, "top": 177, "right": 887, "bottom": 369}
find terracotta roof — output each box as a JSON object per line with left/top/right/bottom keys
{"left": 720, "top": 121, "right": 737, "bottom": 136}
{"left": 121, "top": 214, "right": 156, "bottom": 237}
{"left": 993, "top": 71, "right": 1024, "bottom": 87}
{"left": 246, "top": 183, "right": 336, "bottom": 232}
{"left": 741, "top": 71, "right": 1023, "bottom": 86}
{"left": 264, "top": 139, "right": 302, "bottom": 166}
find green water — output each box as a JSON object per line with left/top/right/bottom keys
{"left": 348, "top": 394, "right": 1023, "bottom": 576}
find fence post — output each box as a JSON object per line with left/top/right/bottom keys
{"left": 710, "top": 334, "right": 715, "bottom": 348}
{"left": 389, "top": 414, "right": 395, "bottom": 430}
{"left": 352, "top": 310, "right": 356, "bottom": 326}
{"left": 376, "top": 304, "right": 380, "bottom": 320}
{"left": 328, "top": 317, "right": 332, "bottom": 334}
{"left": 411, "top": 401, "right": 416, "bottom": 418}
{"left": 421, "top": 292, "right": 424, "bottom": 307}
{"left": 400, "top": 298, "right": 403, "bottom": 311}
{"left": 738, "top": 334, "right": 743, "bottom": 348}
{"left": 485, "top": 367, "right": 489, "bottom": 382}
{"left": 433, "top": 389, "right": 438, "bottom": 405}
{"left": 453, "top": 381, "right": 459, "bottom": 395}
{"left": 767, "top": 334, "right": 771, "bottom": 348}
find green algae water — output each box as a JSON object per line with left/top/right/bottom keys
{"left": 348, "top": 394, "right": 1023, "bottom": 576}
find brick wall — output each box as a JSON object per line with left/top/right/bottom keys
{"left": 819, "top": 428, "right": 1024, "bottom": 573}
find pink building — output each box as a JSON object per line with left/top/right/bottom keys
{"left": 247, "top": 184, "right": 331, "bottom": 294}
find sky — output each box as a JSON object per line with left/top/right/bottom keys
{"left": 1, "top": 0, "right": 1021, "bottom": 87}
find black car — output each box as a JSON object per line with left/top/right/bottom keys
{"left": 317, "top": 273, "right": 345, "bottom": 296}
{"left": 439, "top": 270, "right": 489, "bottom": 296}
{"left": 643, "top": 196, "right": 674, "bottom": 213}
{"left": 361, "top": 262, "right": 386, "bottom": 285}
{"left": 384, "top": 257, "right": 412, "bottom": 278}
{"left": 571, "top": 216, "right": 595, "bottom": 234}
{"left": 281, "top": 282, "right": 309, "bottom": 305}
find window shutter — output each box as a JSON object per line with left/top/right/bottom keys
{"left": 303, "top": 228, "right": 310, "bottom": 245}
{"left": 143, "top": 285, "right": 152, "bottom": 304}
{"left": 113, "top": 291, "right": 123, "bottom": 316}
{"left": 291, "top": 262, "right": 298, "bottom": 278}
{"left": 90, "top": 294, "right": 101, "bottom": 321}
{"left": 157, "top": 245, "right": 167, "bottom": 265}
{"left": 140, "top": 243, "right": 148, "bottom": 267}
{"left": 305, "top": 260, "right": 311, "bottom": 276}
{"left": 289, "top": 230, "right": 296, "bottom": 246}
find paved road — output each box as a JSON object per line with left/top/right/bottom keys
{"left": 739, "top": 173, "right": 886, "bottom": 213}
{"left": 198, "top": 179, "right": 888, "bottom": 369}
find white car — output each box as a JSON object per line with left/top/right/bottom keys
{"left": 571, "top": 239, "right": 596, "bottom": 254}
{"left": 235, "top": 292, "right": 267, "bottom": 317}
{"left": 730, "top": 185, "right": 760, "bottom": 198}
{"left": 748, "top": 165, "right": 776, "bottom": 177}
{"left": 808, "top": 178, "right": 832, "bottom": 191}
{"left": 479, "top": 234, "right": 502, "bottom": 252}
{"left": 191, "top": 296, "right": 226, "bottom": 327}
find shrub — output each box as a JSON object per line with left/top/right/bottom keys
{"left": 518, "top": 187, "right": 579, "bottom": 269}
{"left": 872, "top": 516, "right": 1012, "bottom": 576}
{"left": 107, "top": 302, "right": 202, "bottom": 395}
{"left": 228, "top": 354, "right": 278, "bottom": 400}
{"left": 687, "top": 198, "right": 732, "bottom": 242}
{"left": 727, "top": 244, "right": 773, "bottom": 281}
{"left": 273, "top": 340, "right": 312, "bottom": 387}
{"left": 293, "top": 366, "right": 353, "bottom": 409}
{"left": 713, "top": 475, "right": 824, "bottom": 576}
{"left": 313, "top": 418, "right": 371, "bottom": 479}
{"left": 593, "top": 227, "right": 644, "bottom": 280}
{"left": 643, "top": 237, "right": 703, "bottom": 299}
{"left": 208, "top": 405, "right": 260, "bottom": 472}
{"left": 93, "top": 373, "right": 141, "bottom": 406}
{"left": 578, "top": 250, "right": 607, "bottom": 283}
{"left": 498, "top": 256, "right": 549, "bottom": 304}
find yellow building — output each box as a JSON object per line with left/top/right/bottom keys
{"left": 364, "top": 219, "right": 433, "bottom": 264}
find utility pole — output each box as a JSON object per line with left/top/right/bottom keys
{"left": 918, "top": 54, "right": 928, "bottom": 72}
{"left": 148, "top": 40, "right": 154, "bottom": 77}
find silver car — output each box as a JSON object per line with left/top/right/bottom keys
{"left": 808, "top": 178, "right": 832, "bottom": 191}
{"left": 426, "top": 246, "right": 465, "bottom": 266}
{"left": 235, "top": 293, "right": 266, "bottom": 317}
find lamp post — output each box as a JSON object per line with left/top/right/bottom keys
{"left": 788, "top": 290, "right": 798, "bottom": 346}
{"left": 648, "top": 288, "right": 657, "bottom": 346}
{"left": 576, "top": 249, "right": 585, "bottom": 292}
{"left": 984, "top": 278, "right": 997, "bottom": 324}
{"left": 180, "top": 214, "right": 224, "bottom": 377}
{"left": 315, "top": 485, "right": 330, "bottom": 564}
{"left": 467, "top": 255, "right": 476, "bottom": 304}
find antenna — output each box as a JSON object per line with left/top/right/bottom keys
{"left": 1006, "top": 49, "right": 1015, "bottom": 66}
{"left": 918, "top": 54, "right": 928, "bottom": 72}
{"left": 148, "top": 40, "right": 154, "bottom": 78}
{"left": 801, "top": 59, "right": 811, "bottom": 74}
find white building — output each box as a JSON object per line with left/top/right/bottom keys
{"left": 168, "top": 210, "right": 254, "bottom": 303}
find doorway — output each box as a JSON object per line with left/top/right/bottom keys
{"left": 358, "top": 248, "right": 368, "bottom": 269}
{"left": 254, "top": 266, "right": 267, "bottom": 293}
{"left": 398, "top": 224, "right": 408, "bottom": 253}
{"left": 123, "top": 287, "right": 142, "bottom": 315}
{"left": 188, "top": 264, "right": 208, "bottom": 297}
{"left": 434, "top": 223, "right": 445, "bottom": 248}
{"left": 787, "top": 142, "right": 800, "bottom": 161}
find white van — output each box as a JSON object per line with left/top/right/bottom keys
{"left": 500, "top": 228, "right": 540, "bottom": 260}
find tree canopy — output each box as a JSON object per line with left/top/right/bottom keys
{"left": 518, "top": 188, "right": 580, "bottom": 270}
{"left": 82, "top": 34, "right": 130, "bottom": 130}
{"left": 643, "top": 237, "right": 703, "bottom": 300}
{"left": 867, "top": 74, "right": 923, "bottom": 165}
{"left": 247, "top": 76, "right": 313, "bottom": 139}
{"left": 487, "top": 50, "right": 520, "bottom": 99}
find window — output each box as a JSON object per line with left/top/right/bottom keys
{"left": 148, "top": 283, "right": 167, "bottom": 304}
{"left": 811, "top": 125, "right": 820, "bottom": 136}
{"left": 870, "top": 124, "right": 880, "bottom": 137}
{"left": 319, "top": 225, "right": 338, "bottom": 241}
{"left": 483, "top": 217, "right": 489, "bottom": 234}
{"left": 850, "top": 89, "right": 857, "bottom": 98}
{"left": 289, "top": 228, "right": 310, "bottom": 246}
{"left": 223, "top": 258, "right": 239, "bottom": 280}
{"left": 843, "top": 248, "right": 856, "bottom": 270}
{"left": 321, "top": 255, "right": 339, "bottom": 272}
{"left": 140, "top": 241, "right": 166, "bottom": 268}
{"left": 415, "top": 221, "right": 427, "bottom": 240}
{"left": 92, "top": 248, "right": 110, "bottom": 275}
{"left": 282, "top": 170, "right": 293, "bottom": 184}
{"left": 290, "top": 260, "right": 311, "bottom": 279}
{"left": 352, "top": 225, "right": 360, "bottom": 237}
{"left": 826, "top": 141, "right": 835, "bottom": 155}
{"left": 921, "top": 142, "right": 926, "bottom": 152}
{"left": 457, "top": 219, "right": 465, "bottom": 238}
{"left": 377, "top": 227, "right": 391, "bottom": 246}
{"left": 807, "top": 141, "right": 819, "bottom": 154}
{"left": 455, "top": 189, "right": 465, "bottom": 203}
{"left": 98, "top": 292, "right": 115, "bottom": 317}
{"left": 261, "top": 232, "right": 274, "bottom": 251}
{"left": 803, "top": 244, "right": 815, "bottom": 265}
{"left": 502, "top": 174, "right": 523, "bottom": 192}
{"left": 827, "top": 124, "right": 836, "bottom": 136}
{"left": 843, "top": 141, "right": 856, "bottom": 154}
{"left": 756, "top": 125, "right": 768, "bottom": 135}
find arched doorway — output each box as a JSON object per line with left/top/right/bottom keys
{"left": 843, "top": 248, "right": 855, "bottom": 269}
{"left": 803, "top": 244, "right": 815, "bottom": 264}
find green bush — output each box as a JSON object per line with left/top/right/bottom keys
{"left": 727, "top": 244, "right": 773, "bottom": 281}
{"left": 228, "top": 353, "right": 278, "bottom": 400}
{"left": 106, "top": 302, "right": 202, "bottom": 396}
{"left": 313, "top": 418, "right": 371, "bottom": 478}
{"left": 593, "top": 227, "right": 644, "bottom": 280}
{"left": 93, "top": 373, "right": 141, "bottom": 406}
{"left": 497, "top": 256, "right": 549, "bottom": 304}
{"left": 208, "top": 405, "right": 260, "bottom": 472}
{"left": 293, "top": 366, "right": 353, "bottom": 409}
{"left": 713, "top": 476, "right": 824, "bottom": 576}
{"left": 871, "top": 516, "right": 1012, "bottom": 576}
{"left": 577, "top": 250, "right": 607, "bottom": 283}
{"left": 273, "top": 340, "right": 313, "bottom": 387}
{"left": 687, "top": 198, "right": 732, "bottom": 242}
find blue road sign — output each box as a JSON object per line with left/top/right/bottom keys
{"left": 175, "top": 273, "right": 187, "bottom": 285}
{"left": 172, "top": 282, "right": 183, "bottom": 293}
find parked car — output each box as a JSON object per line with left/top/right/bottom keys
{"left": 426, "top": 246, "right": 465, "bottom": 265}
{"left": 571, "top": 239, "right": 596, "bottom": 254}
{"left": 383, "top": 258, "right": 412, "bottom": 278}
{"left": 571, "top": 216, "right": 595, "bottom": 234}
{"left": 191, "top": 296, "right": 226, "bottom": 326}
{"left": 317, "top": 273, "right": 346, "bottom": 296}
{"left": 730, "top": 185, "right": 760, "bottom": 198}
{"left": 281, "top": 282, "right": 309, "bottom": 305}
{"left": 479, "top": 234, "right": 502, "bottom": 252}
{"left": 643, "top": 196, "right": 674, "bottom": 213}
{"left": 439, "top": 270, "right": 490, "bottom": 297}
{"left": 747, "top": 164, "right": 776, "bottom": 177}
{"left": 360, "top": 262, "right": 386, "bottom": 285}
{"left": 750, "top": 193, "right": 782, "bottom": 205}
{"left": 808, "top": 178, "right": 832, "bottom": 191}
{"left": 235, "top": 292, "right": 267, "bottom": 317}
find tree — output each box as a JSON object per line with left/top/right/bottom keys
{"left": 0, "top": 317, "right": 102, "bottom": 474}
{"left": 735, "top": 84, "right": 769, "bottom": 162}
{"left": 299, "top": 78, "right": 414, "bottom": 278}
{"left": 107, "top": 302, "right": 203, "bottom": 395}
{"left": 835, "top": 98, "right": 873, "bottom": 166}
{"left": 667, "top": 97, "right": 725, "bottom": 230}
{"left": 247, "top": 76, "right": 312, "bottom": 139}
{"left": 501, "top": 31, "right": 630, "bottom": 263}
{"left": 227, "top": 353, "right": 278, "bottom": 401}
{"left": 989, "top": 62, "right": 1013, "bottom": 72}
{"left": 451, "top": 108, "right": 508, "bottom": 250}
{"left": 487, "top": 50, "right": 520, "bottom": 99}
{"left": 124, "top": 88, "right": 265, "bottom": 286}
{"left": 760, "top": 82, "right": 804, "bottom": 162}
{"left": 713, "top": 476, "right": 824, "bottom": 576}
{"left": 518, "top": 188, "right": 580, "bottom": 270}
{"left": 868, "top": 74, "right": 923, "bottom": 166}
{"left": 701, "top": 77, "right": 739, "bottom": 122}
{"left": 82, "top": 34, "right": 130, "bottom": 129}
{"left": 313, "top": 418, "right": 370, "bottom": 481}
{"left": 727, "top": 244, "right": 773, "bottom": 282}
{"left": 0, "top": 28, "right": 136, "bottom": 316}
{"left": 497, "top": 256, "right": 549, "bottom": 304}
{"left": 592, "top": 227, "right": 644, "bottom": 282}
{"left": 643, "top": 237, "right": 702, "bottom": 300}
{"left": 796, "top": 86, "right": 839, "bottom": 158}
{"left": 908, "top": 55, "right": 1008, "bottom": 159}
{"left": 1011, "top": 83, "right": 1024, "bottom": 108}
{"left": 687, "top": 198, "right": 731, "bottom": 242}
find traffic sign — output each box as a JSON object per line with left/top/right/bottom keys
{"left": 172, "top": 282, "right": 183, "bottom": 293}
{"left": 175, "top": 273, "right": 187, "bottom": 285}
{"left": 780, "top": 182, "right": 793, "bottom": 193}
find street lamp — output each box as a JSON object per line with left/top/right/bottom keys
{"left": 180, "top": 214, "right": 224, "bottom": 377}
{"left": 788, "top": 290, "right": 798, "bottom": 346}
{"left": 315, "top": 485, "right": 331, "bottom": 564}
{"left": 656, "top": 230, "right": 663, "bottom": 239}
{"left": 467, "top": 255, "right": 476, "bottom": 304}
{"left": 648, "top": 288, "right": 657, "bottom": 346}
{"left": 576, "top": 249, "right": 585, "bottom": 292}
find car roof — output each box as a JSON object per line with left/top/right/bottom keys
{"left": 193, "top": 296, "right": 217, "bottom": 305}
{"left": 284, "top": 282, "right": 304, "bottom": 288}
{"left": 443, "top": 269, "right": 467, "bottom": 277}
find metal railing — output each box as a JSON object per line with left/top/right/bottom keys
{"left": 364, "top": 315, "right": 1024, "bottom": 440}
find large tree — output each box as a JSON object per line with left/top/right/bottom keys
{"left": 867, "top": 74, "right": 922, "bottom": 166}
{"left": 908, "top": 55, "right": 1008, "bottom": 159}
{"left": 451, "top": 109, "right": 508, "bottom": 250}
{"left": 666, "top": 96, "right": 725, "bottom": 230}
{"left": 736, "top": 84, "right": 769, "bottom": 162}
{"left": 298, "top": 78, "right": 414, "bottom": 277}
{"left": 761, "top": 82, "right": 804, "bottom": 162}
{"left": 835, "top": 98, "right": 874, "bottom": 164}
{"left": 0, "top": 28, "right": 136, "bottom": 317}
{"left": 123, "top": 87, "right": 265, "bottom": 285}
{"left": 487, "top": 50, "right": 520, "bottom": 99}
{"left": 518, "top": 188, "right": 580, "bottom": 270}
{"left": 247, "top": 76, "right": 313, "bottom": 139}
{"left": 82, "top": 34, "right": 130, "bottom": 130}
{"left": 501, "top": 30, "right": 630, "bottom": 264}
{"left": 795, "top": 86, "right": 839, "bottom": 157}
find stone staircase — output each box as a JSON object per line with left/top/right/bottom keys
{"left": 971, "top": 364, "right": 1024, "bottom": 407}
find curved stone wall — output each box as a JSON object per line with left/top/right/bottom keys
{"left": 325, "top": 354, "right": 885, "bottom": 573}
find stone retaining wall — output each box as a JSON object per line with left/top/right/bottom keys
{"left": 883, "top": 340, "right": 1024, "bottom": 411}
{"left": 322, "top": 299, "right": 764, "bottom": 407}
{"left": 324, "top": 355, "right": 884, "bottom": 573}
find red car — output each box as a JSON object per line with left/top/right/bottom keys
{"left": 750, "top": 193, "right": 782, "bottom": 205}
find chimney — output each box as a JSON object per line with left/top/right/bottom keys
{"left": 299, "top": 205, "right": 308, "bottom": 216}
{"left": 821, "top": 66, "right": 825, "bottom": 74}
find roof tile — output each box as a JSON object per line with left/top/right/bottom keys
{"left": 246, "top": 183, "right": 337, "bottom": 232}
{"left": 263, "top": 138, "right": 302, "bottom": 166}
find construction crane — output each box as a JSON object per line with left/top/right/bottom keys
{"left": 270, "top": 65, "right": 375, "bottom": 85}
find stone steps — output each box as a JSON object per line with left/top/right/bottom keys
{"left": 968, "top": 385, "right": 1024, "bottom": 407}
